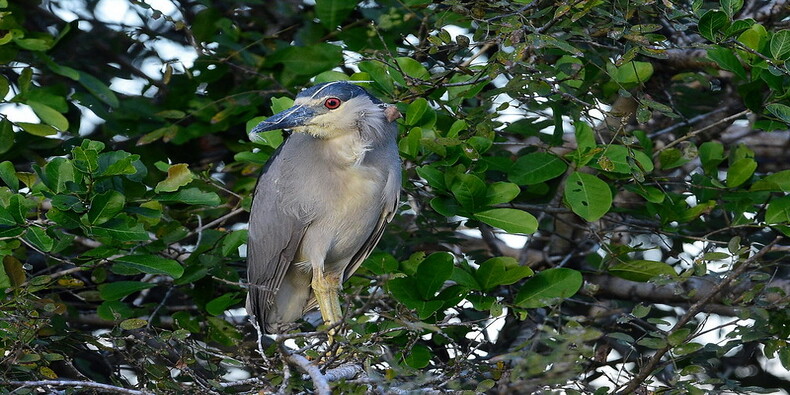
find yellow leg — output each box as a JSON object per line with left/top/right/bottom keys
{"left": 311, "top": 269, "right": 343, "bottom": 340}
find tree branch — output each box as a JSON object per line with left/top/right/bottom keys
{"left": 3, "top": 380, "right": 153, "bottom": 395}
{"left": 616, "top": 236, "right": 782, "bottom": 394}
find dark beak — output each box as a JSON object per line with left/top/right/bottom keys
{"left": 250, "top": 105, "right": 315, "bottom": 134}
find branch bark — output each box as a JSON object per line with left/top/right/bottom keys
{"left": 3, "top": 380, "right": 153, "bottom": 395}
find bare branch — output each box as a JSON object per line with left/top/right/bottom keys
{"left": 3, "top": 380, "right": 153, "bottom": 395}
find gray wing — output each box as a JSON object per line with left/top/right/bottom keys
{"left": 246, "top": 143, "right": 309, "bottom": 333}
{"left": 342, "top": 159, "right": 401, "bottom": 282}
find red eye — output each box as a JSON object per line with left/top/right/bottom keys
{"left": 324, "top": 97, "right": 342, "bottom": 109}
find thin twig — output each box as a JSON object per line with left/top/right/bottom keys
{"left": 4, "top": 380, "right": 153, "bottom": 395}
{"left": 654, "top": 110, "right": 750, "bottom": 156}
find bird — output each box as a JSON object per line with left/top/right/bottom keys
{"left": 245, "top": 81, "right": 401, "bottom": 337}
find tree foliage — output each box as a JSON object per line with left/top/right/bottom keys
{"left": 1, "top": 0, "right": 790, "bottom": 393}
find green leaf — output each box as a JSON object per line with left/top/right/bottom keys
{"left": 564, "top": 172, "right": 612, "bottom": 222}
{"left": 637, "top": 336, "right": 667, "bottom": 349}
{"left": 221, "top": 230, "right": 248, "bottom": 257}
{"left": 155, "top": 163, "right": 193, "bottom": 193}
{"left": 363, "top": 252, "right": 399, "bottom": 275}
{"left": 707, "top": 46, "right": 747, "bottom": 80}
{"left": 87, "top": 190, "right": 125, "bottom": 225}
{"left": 514, "top": 268, "right": 583, "bottom": 308}
{"left": 158, "top": 188, "right": 221, "bottom": 206}
{"left": 98, "top": 281, "right": 156, "bottom": 301}
{"left": 699, "top": 141, "right": 725, "bottom": 174}
{"left": 766, "top": 196, "right": 790, "bottom": 224}
{"left": 415, "top": 252, "right": 453, "bottom": 299}
{"left": 120, "top": 318, "right": 148, "bottom": 330}
{"left": 416, "top": 165, "right": 445, "bottom": 190}
{"left": 574, "top": 121, "right": 596, "bottom": 152}
{"left": 450, "top": 266, "right": 481, "bottom": 289}
{"left": 476, "top": 257, "right": 533, "bottom": 290}
{"left": 389, "top": 278, "right": 444, "bottom": 319}
{"left": 18, "top": 122, "right": 57, "bottom": 136}
{"left": 674, "top": 342, "right": 704, "bottom": 356}
{"left": 609, "top": 260, "right": 677, "bottom": 282}
{"left": 0, "top": 161, "right": 19, "bottom": 192}
{"left": 726, "top": 157, "right": 756, "bottom": 187}
{"left": 721, "top": 0, "right": 743, "bottom": 19}
{"left": 509, "top": 152, "right": 568, "bottom": 185}
{"left": 207, "top": 316, "right": 242, "bottom": 347}
{"left": 77, "top": 71, "right": 119, "bottom": 108}
{"left": 5, "top": 194, "right": 27, "bottom": 225}
{"left": 92, "top": 218, "right": 149, "bottom": 242}
{"left": 112, "top": 255, "right": 184, "bottom": 279}
{"left": 315, "top": 0, "right": 357, "bottom": 28}
{"left": 474, "top": 208, "right": 538, "bottom": 234}
{"left": 752, "top": 170, "right": 790, "bottom": 192}
{"left": 0, "top": 119, "right": 13, "bottom": 155}
{"left": 611, "top": 61, "right": 654, "bottom": 85}
{"left": 405, "top": 98, "right": 428, "bottom": 126}
{"left": 591, "top": 145, "right": 653, "bottom": 174}
{"left": 398, "top": 127, "right": 421, "bottom": 158}
{"left": 267, "top": 44, "right": 344, "bottom": 85}
{"left": 97, "top": 151, "right": 139, "bottom": 177}
{"left": 24, "top": 227, "right": 53, "bottom": 252}
{"left": 766, "top": 103, "right": 790, "bottom": 125}
{"left": 403, "top": 344, "right": 431, "bottom": 369}
{"left": 770, "top": 30, "right": 790, "bottom": 60}
{"left": 668, "top": 328, "right": 691, "bottom": 346}
{"left": 698, "top": 10, "right": 729, "bottom": 42}
{"left": 485, "top": 182, "right": 520, "bottom": 205}
{"left": 205, "top": 293, "right": 242, "bottom": 316}
{"left": 28, "top": 101, "right": 69, "bottom": 131}
{"left": 358, "top": 60, "right": 394, "bottom": 95}
{"left": 394, "top": 57, "right": 430, "bottom": 81}
{"left": 450, "top": 173, "right": 487, "bottom": 211}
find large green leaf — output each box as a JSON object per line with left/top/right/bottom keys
{"left": 707, "top": 46, "right": 747, "bottom": 80}
{"left": 87, "top": 190, "right": 125, "bottom": 225}
{"left": 514, "top": 268, "right": 583, "bottom": 308}
{"left": 450, "top": 173, "right": 487, "bottom": 211}
{"left": 770, "top": 30, "right": 790, "bottom": 60}
{"left": 415, "top": 252, "right": 453, "bottom": 300}
{"left": 403, "top": 344, "right": 431, "bottom": 369}
{"left": 0, "top": 161, "right": 19, "bottom": 192}
{"left": 698, "top": 10, "right": 729, "bottom": 42}
{"left": 485, "top": 182, "right": 520, "bottom": 205}
{"left": 475, "top": 257, "right": 533, "bottom": 290}
{"left": 726, "top": 157, "right": 756, "bottom": 187}
{"left": 766, "top": 196, "right": 790, "bottom": 224}
{"left": 564, "top": 172, "right": 612, "bottom": 222}
{"left": 24, "top": 227, "right": 53, "bottom": 252}
{"left": 474, "top": 208, "right": 538, "bottom": 234}
{"left": 766, "top": 103, "right": 790, "bottom": 125}
{"left": 113, "top": 255, "right": 184, "bottom": 279}
{"left": 509, "top": 152, "right": 567, "bottom": 185}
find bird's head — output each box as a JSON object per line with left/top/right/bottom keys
{"left": 250, "top": 81, "right": 400, "bottom": 139}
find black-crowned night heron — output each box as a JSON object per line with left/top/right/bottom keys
{"left": 246, "top": 81, "right": 401, "bottom": 336}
